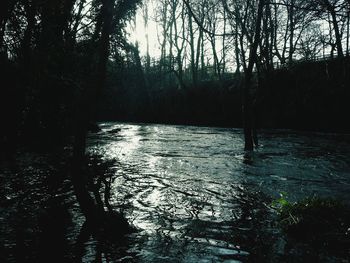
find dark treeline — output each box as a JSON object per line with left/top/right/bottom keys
{"left": 97, "top": 56, "right": 350, "bottom": 132}
{"left": 0, "top": 0, "right": 143, "bottom": 226}
{"left": 0, "top": 0, "right": 141, "bottom": 151}
{"left": 2, "top": 0, "right": 350, "bottom": 152}
{"left": 97, "top": 0, "right": 350, "bottom": 149}
{"left": 262, "top": 57, "right": 350, "bottom": 132}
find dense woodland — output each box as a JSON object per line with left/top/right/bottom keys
{"left": 1, "top": 0, "right": 350, "bottom": 257}
{"left": 1, "top": 0, "right": 144, "bottom": 226}
{"left": 98, "top": 0, "right": 350, "bottom": 147}
{"left": 0, "top": 0, "right": 350, "bottom": 262}
{"left": 1, "top": 0, "right": 350, "bottom": 153}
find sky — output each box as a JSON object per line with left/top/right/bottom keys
{"left": 126, "top": 2, "right": 236, "bottom": 71}
{"left": 127, "top": 5, "right": 162, "bottom": 58}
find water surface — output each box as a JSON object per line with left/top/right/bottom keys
{"left": 86, "top": 123, "right": 350, "bottom": 262}
{"left": 1, "top": 123, "right": 349, "bottom": 262}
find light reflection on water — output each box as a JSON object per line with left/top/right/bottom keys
{"left": 87, "top": 122, "right": 350, "bottom": 262}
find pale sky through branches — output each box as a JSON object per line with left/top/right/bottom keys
{"left": 127, "top": 7, "right": 162, "bottom": 58}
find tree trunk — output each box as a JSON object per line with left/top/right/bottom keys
{"left": 347, "top": 10, "right": 349, "bottom": 56}
{"left": 195, "top": 4, "right": 204, "bottom": 83}
{"left": 329, "top": 8, "right": 344, "bottom": 58}
{"left": 222, "top": 7, "right": 227, "bottom": 75}
{"left": 243, "top": 71, "right": 255, "bottom": 151}
{"left": 210, "top": 34, "right": 221, "bottom": 81}
{"left": 243, "top": 0, "right": 264, "bottom": 151}
{"left": 288, "top": 0, "right": 295, "bottom": 63}
{"left": 201, "top": 29, "right": 205, "bottom": 79}
{"left": 142, "top": 3, "right": 151, "bottom": 75}
{"left": 234, "top": 17, "right": 241, "bottom": 74}
{"left": 72, "top": 117, "right": 103, "bottom": 223}
{"left": 188, "top": 12, "right": 197, "bottom": 86}
{"left": 71, "top": 0, "right": 114, "bottom": 224}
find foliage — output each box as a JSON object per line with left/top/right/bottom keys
{"left": 271, "top": 192, "right": 290, "bottom": 212}
{"left": 272, "top": 194, "right": 350, "bottom": 250}
{"left": 0, "top": 0, "right": 142, "bottom": 153}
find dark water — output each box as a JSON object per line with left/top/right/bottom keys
{"left": 1, "top": 122, "right": 350, "bottom": 262}
{"left": 87, "top": 123, "right": 350, "bottom": 262}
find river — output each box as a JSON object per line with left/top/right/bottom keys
{"left": 1, "top": 122, "right": 350, "bottom": 262}
{"left": 86, "top": 122, "right": 350, "bottom": 262}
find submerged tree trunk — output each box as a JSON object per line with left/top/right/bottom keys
{"left": 243, "top": 70, "right": 255, "bottom": 151}
{"left": 243, "top": 0, "right": 264, "bottom": 151}
{"left": 71, "top": 0, "right": 114, "bottom": 224}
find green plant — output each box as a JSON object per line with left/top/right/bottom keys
{"left": 272, "top": 194, "right": 350, "bottom": 248}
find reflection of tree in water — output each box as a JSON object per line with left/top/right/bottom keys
{"left": 114, "top": 145, "right": 279, "bottom": 262}
{"left": 139, "top": 181, "right": 278, "bottom": 262}
{"left": 227, "top": 184, "right": 277, "bottom": 261}
{"left": 71, "top": 155, "right": 138, "bottom": 262}
{"left": 74, "top": 218, "right": 136, "bottom": 263}
{"left": 0, "top": 154, "right": 136, "bottom": 263}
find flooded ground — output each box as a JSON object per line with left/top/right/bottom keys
{"left": 87, "top": 123, "right": 350, "bottom": 262}
{"left": 1, "top": 122, "right": 350, "bottom": 262}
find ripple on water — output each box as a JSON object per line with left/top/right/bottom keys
{"left": 86, "top": 123, "right": 350, "bottom": 262}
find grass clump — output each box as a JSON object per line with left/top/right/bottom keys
{"left": 272, "top": 194, "right": 350, "bottom": 249}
